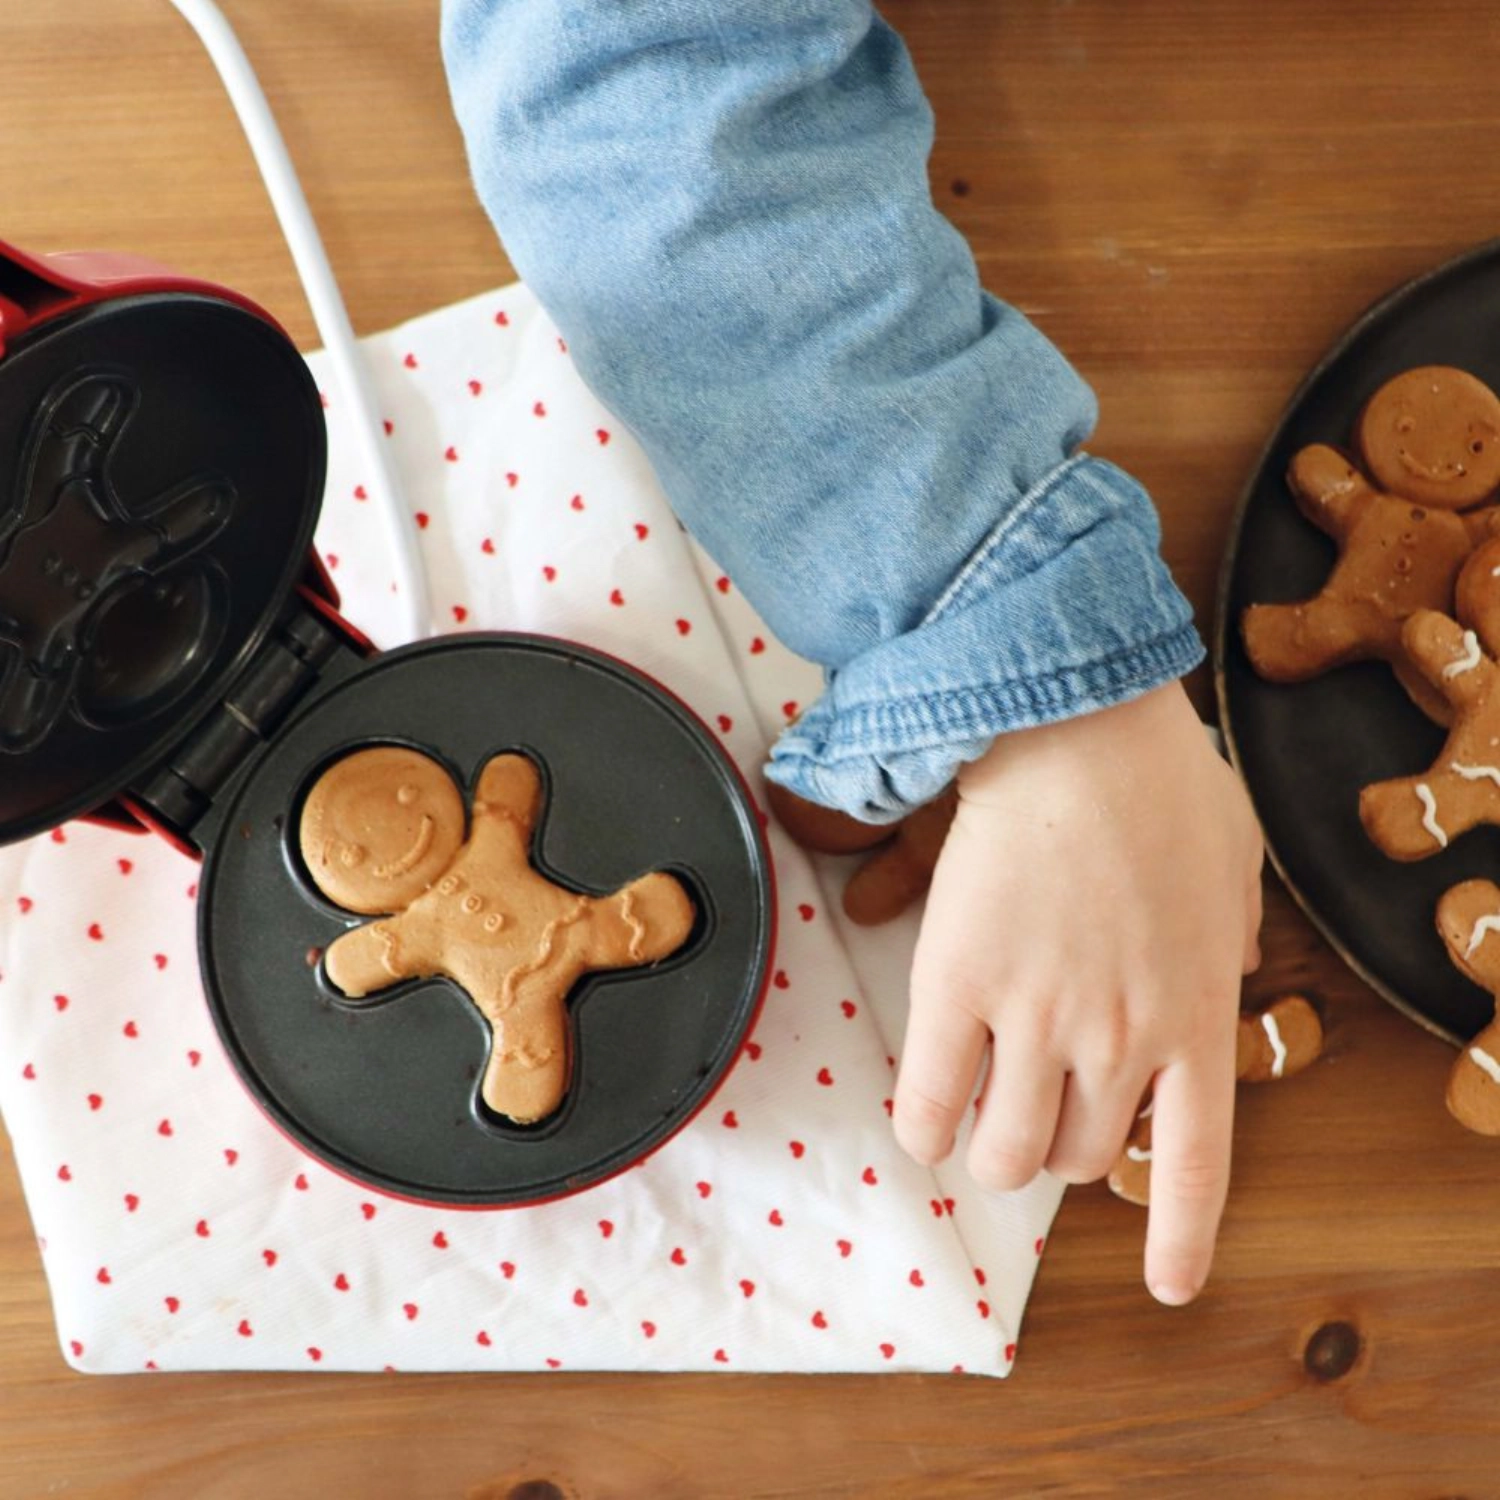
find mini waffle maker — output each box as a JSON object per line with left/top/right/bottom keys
{"left": 0, "top": 239, "right": 775, "bottom": 1206}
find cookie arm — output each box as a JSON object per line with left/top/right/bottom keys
{"left": 323, "top": 920, "right": 411, "bottom": 999}
{"left": 1286, "top": 445, "right": 1373, "bottom": 540}
{"left": 1436, "top": 880, "right": 1500, "bottom": 992}
{"left": 584, "top": 873, "right": 696, "bottom": 968}
{"left": 472, "top": 754, "right": 544, "bottom": 836}
{"left": 1400, "top": 610, "right": 1498, "bottom": 710}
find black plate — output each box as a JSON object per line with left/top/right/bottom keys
{"left": 1217, "top": 240, "right": 1500, "bottom": 1046}
{"left": 197, "top": 634, "right": 773, "bottom": 1205}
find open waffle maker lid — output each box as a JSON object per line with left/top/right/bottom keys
{"left": 0, "top": 246, "right": 325, "bottom": 846}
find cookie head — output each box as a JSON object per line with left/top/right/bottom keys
{"left": 1356, "top": 367, "right": 1500, "bottom": 510}
{"left": 300, "top": 746, "right": 466, "bottom": 913}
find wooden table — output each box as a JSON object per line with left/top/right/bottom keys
{"left": 3, "top": 1, "right": 1499, "bottom": 1494}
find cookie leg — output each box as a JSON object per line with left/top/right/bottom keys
{"left": 1448, "top": 1017, "right": 1500, "bottom": 1135}
{"left": 1361, "top": 769, "right": 1484, "bottom": 861}
{"left": 1106, "top": 1097, "right": 1155, "bottom": 1207}
{"left": 479, "top": 971, "right": 572, "bottom": 1126}
{"left": 1241, "top": 596, "right": 1386, "bottom": 682}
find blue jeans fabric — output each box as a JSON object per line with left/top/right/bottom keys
{"left": 440, "top": 0, "right": 1204, "bottom": 822}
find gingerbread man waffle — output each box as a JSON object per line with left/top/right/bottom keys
{"left": 1108, "top": 995, "right": 1324, "bottom": 1206}
{"left": 1241, "top": 367, "right": 1500, "bottom": 723}
{"left": 1434, "top": 880, "right": 1500, "bottom": 1134}
{"left": 300, "top": 746, "right": 695, "bottom": 1125}
{"left": 1359, "top": 609, "right": 1500, "bottom": 859}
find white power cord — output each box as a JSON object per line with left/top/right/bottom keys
{"left": 164, "top": 0, "right": 431, "bottom": 643}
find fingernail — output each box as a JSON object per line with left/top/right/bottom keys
{"left": 1151, "top": 1282, "right": 1197, "bottom": 1307}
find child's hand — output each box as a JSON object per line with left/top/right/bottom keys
{"left": 892, "top": 680, "right": 1264, "bottom": 1306}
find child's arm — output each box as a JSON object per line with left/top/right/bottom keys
{"left": 442, "top": 0, "right": 1263, "bottom": 1303}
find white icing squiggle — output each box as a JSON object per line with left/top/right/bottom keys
{"left": 1443, "top": 630, "right": 1484, "bottom": 678}
{"left": 1452, "top": 762, "right": 1500, "bottom": 788}
{"left": 1468, "top": 1047, "right": 1500, "bottom": 1086}
{"left": 1417, "top": 784, "right": 1449, "bottom": 848}
{"left": 1125, "top": 1146, "right": 1152, "bottom": 1163}
{"left": 1262, "top": 1013, "right": 1288, "bottom": 1078}
{"left": 1466, "top": 913, "right": 1500, "bottom": 958}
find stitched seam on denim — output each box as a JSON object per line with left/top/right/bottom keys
{"left": 801, "top": 623, "right": 1203, "bottom": 760}
{"left": 921, "top": 453, "right": 1091, "bottom": 627}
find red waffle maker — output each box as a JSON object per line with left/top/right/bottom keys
{"left": 0, "top": 238, "right": 775, "bottom": 1206}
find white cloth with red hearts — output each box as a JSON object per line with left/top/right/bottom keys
{"left": 0, "top": 284, "right": 1064, "bottom": 1375}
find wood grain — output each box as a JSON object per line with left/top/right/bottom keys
{"left": 5, "top": 1, "right": 1500, "bottom": 1495}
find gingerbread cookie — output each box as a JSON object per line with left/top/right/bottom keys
{"left": 766, "top": 781, "right": 957, "bottom": 926}
{"left": 1359, "top": 610, "right": 1500, "bottom": 859}
{"left": 1434, "top": 880, "right": 1500, "bottom": 1135}
{"left": 1108, "top": 995, "right": 1324, "bottom": 1206}
{"left": 300, "top": 747, "right": 695, "bottom": 1125}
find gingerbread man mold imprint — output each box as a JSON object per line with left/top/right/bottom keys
{"left": 1434, "top": 881, "right": 1500, "bottom": 1134}
{"left": 1241, "top": 367, "right": 1500, "bottom": 725}
{"left": 0, "top": 370, "right": 233, "bottom": 753}
{"left": 299, "top": 746, "right": 696, "bottom": 1126}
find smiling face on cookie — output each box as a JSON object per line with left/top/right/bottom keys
{"left": 1356, "top": 366, "right": 1500, "bottom": 509}
{"left": 299, "top": 746, "right": 465, "bottom": 913}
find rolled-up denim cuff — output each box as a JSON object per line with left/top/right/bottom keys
{"left": 765, "top": 456, "right": 1206, "bottom": 821}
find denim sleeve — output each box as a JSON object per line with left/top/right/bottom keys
{"left": 440, "top": 0, "right": 1204, "bottom": 822}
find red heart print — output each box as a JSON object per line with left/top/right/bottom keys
{"left": 1035, "top": 1237, "right": 1046, "bottom": 1255}
{"left": 404, "top": 1303, "right": 419, "bottom": 1321}
{"left": 499, "top": 1261, "right": 515, "bottom": 1279}
{"left": 294, "top": 1173, "right": 309, "bottom": 1191}
{"left": 570, "top": 494, "right": 585, "bottom": 512}
{"left": 57, "top": 1165, "right": 71, "bottom": 1182}
{"left": 542, "top": 565, "right": 557, "bottom": 582}
{"left": 187, "top": 883, "right": 198, "bottom": 899}
{"left": 157, "top": 1119, "right": 173, "bottom": 1137}
{"left": 415, "top": 512, "right": 430, "bottom": 530}
{"left": 432, "top": 1231, "right": 449, "bottom": 1249}
{"left": 840, "top": 999, "right": 856, "bottom": 1018}
{"left": 153, "top": 955, "right": 167, "bottom": 971}
{"left": 165, "top": 1297, "right": 180, "bottom": 1314}
{"left": 195, "top": 1220, "right": 210, "bottom": 1238}
{"left": 50, "top": 827, "right": 66, "bottom": 844}
{"left": 774, "top": 970, "right": 790, "bottom": 990}
{"left": 768, "top": 1209, "right": 783, "bottom": 1227}
{"left": 744, "top": 1039, "right": 761, "bottom": 1060}
{"left": 187, "top": 1051, "right": 201, "bottom": 1068}
{"left": 124, "top": 1194, "right": 139, "bottom": 1213}
{"left": 123, "top": 1021, "right": 138, "bottom": 1039}
{"left": 353, "top": 485, "right": 368, "bottom": 501}
{"left": 739, "top": 1279, "right": 755, "bottom": 1298}
{"left": 749, "top": 637, "right": 765, "bottom": 655}
{"left": 361, "top": 1203, "right": 376, "bottom": 1221}
{"left": 403, "top": 352, "right": 418, "bottom": 369}
{"left": 635, "top": 522, "right": 649, "bottom": 540}
{"left": 87, "top": 1093, "right": 102, "bottom": 1111}
{"left": 596, "top": 428, "right": 611, "bottom": 445}
{"left": 609, "top": 588, "right": 625, "bottom": 607}
{"left": 909, "top": 1269, "right": 924, "bottom": 1288}
{"left": 237, "top": 1320, "right": 253, "bottom": 1338}
{"left": 494, "top": 310, "right": 509, "bottom": 326}
{"left": 862, "top": 1167, "right": 878, "bottom": 1186}
{"left": 817, "top": 1068, "right": 833, "bottom": 1087}
{"left": 977, "top": 1300, "right": 991, "bottom": 1320}
{"left": 782, "top": 701, "right": 798, "bottom": 720}
{"left": 468, "top": 379, "right": 482, "bottom": 396}
{"left": 53, "top": 995, "right": 68, "bottom": 1012}
{"left": 883, "top": 1098, "right": 893, "bottom": 1116}
{"left": 943, "top": 1198, "right": 955, "bottom": 1215}
{"left": 598, "top": 1220, "right": 614, "bottom": 1239}
{"left": 262, "top": 1249, "right": 277, "bottom": 1267}
{"left": 506, "top": 472, "right": 519, "bottom": 488}
{"left": 88, "top": 923, "right": 103, "bottom": 941}
{"left": 670, "top": 1248, "right": 687, "bottom": 1267}
{"left": 713, "top": 1349, "right": 728, "bottom": 1364}
{"left": 476, "top": 1330, "right": 492, "bottom": 1347}
{"left": 557, "top": 336, "right": 567, "bottom": 352}
{"left": 116, "top": 860, "right": 135, "bottom": 878}
{"left": 307, "top": 1348, "right": 323, "bottom": 1363}
{"left": 95, "top": 1267, "right": 110, "bottom": 1285}
{"left": 445, "top": 446, "right": 459, "bottom": 463}
{"left": 722, "top": 1111, "right": 738, "bottom": 1129}
{"left": 22, "top": 1064, "right": 35, "bottom": 1080}
{"left": 641, "top": 1321, "right": 657, "bottom": 1339}
{"left": 452, "top": 606, "right": 468, "bottom": 623}
{"left": 789, "top": 1141, "right": 805, "bottom": 1159}
{"left": 68, "top": 1341, "right": 83, "bottom": 1358}
{"left": 811, "top": 1311, "right": 827, "bottom": 1330}
{"left": 715, "top": 576, "right": 730, "bottom": 594}
{"left": 1005, "top": 1343, "right": 1017, "bottom": 1362}
{"left": 798, "top": 904, "right": 815, "bottom": 922}
{"left": 696, "top": 1181, "right": 712, "bottom": 1199}
{"left": 880, "top": 1344, "right": 896, "bottom": 1361}
{"left": 974, "top": 1268, "right": 987, "bottom": 1287}
{"left": 545, "top": 1358, "right": 562, "bottom": 1370}
{"left": 572, "top": 1288, "right": 588, "bottom": 1308}
{"left": 716, "top": 714, "right": 733, "bottom": 733}
{"left": 481, "top": 538, "right": 495, "bottom": 555}
{"left": 675, "top": 619, "right": 691, "bottom": 636}
{"left": 533, "top": 401, "right": 546, "bottom": 418}
{"left": 382, "top": 420, "right": 394, "bottom": 436}
{"left": 17, "top": 896, "right": 33, "bottom": 914}
{"left": 334, "top": 1273, "right": 350, "bottom": 1292}
{"left": 930, "top": 1200, "right": 943, "bottom": 1217}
